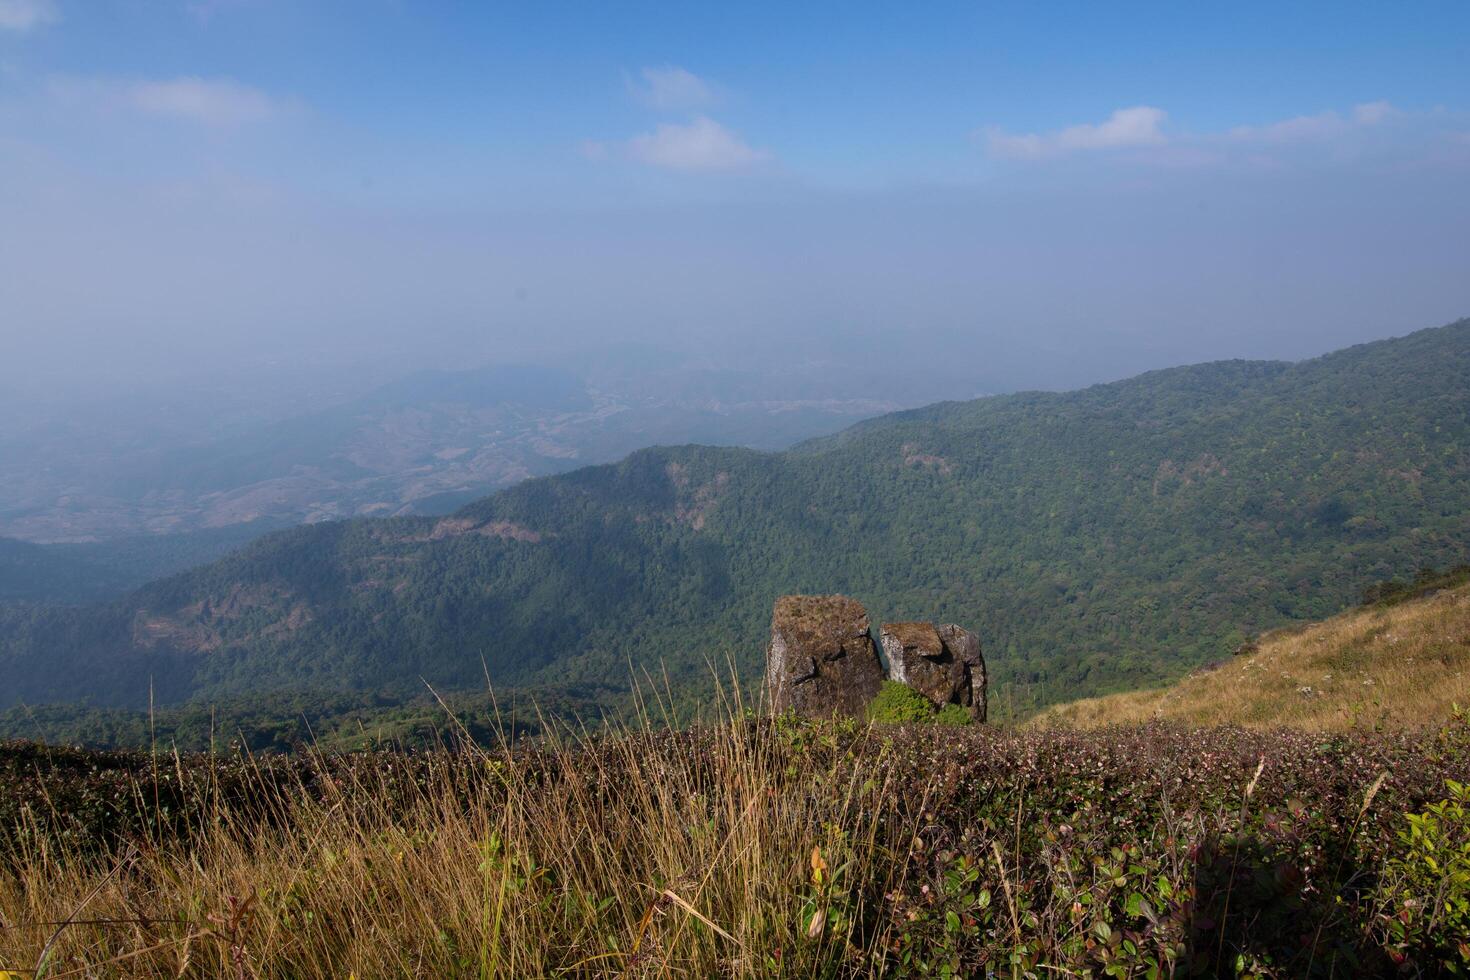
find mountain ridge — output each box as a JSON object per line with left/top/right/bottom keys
{"left": 2, "top": 318, "right": 1467, "bottom": 714}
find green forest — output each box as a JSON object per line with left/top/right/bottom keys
{"left": 2, "top": 319, "right": 1467, "bottom": 740}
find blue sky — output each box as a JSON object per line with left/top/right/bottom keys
{"left": 2, "top": 0, "right": 1468, "bottom": 399}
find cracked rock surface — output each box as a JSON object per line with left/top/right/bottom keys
{"left": 765, "top": 594, "right": 884, "bottom": 719}
{"left": 881, "top": 621, "right": 987, "bottom": 722}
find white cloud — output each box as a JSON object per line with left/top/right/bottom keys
{"left": 0, "top": 0, "right": 58, "bottom": 32}
{"left": 983, "top": 106, "right": 1167, "bottom": 159}
{"left": 627, "top": 66, "right": 715, "bottom": 111}
{"left": 579, "top": 139, "right": 610, "bottom": 161}
{"left": 1226, "top": 110, "right": 1346, "bottom": 143}
{"left": 51, "top": 75, "right": 280, "bottom": 125}
{"left": 1225, "top": 101, "right": 1400, "bottom": 144}
{"left": 126, "top": 77, "right": 277, "bottom": 125}
{"left": 983, "top": 101, "right": 1408, "bottom": 164}
{"left": 1353, "top": 100, "right": 1396, "bottom": 125}
{"left": 625, "top": 116, "right": 768, "bottom": 171}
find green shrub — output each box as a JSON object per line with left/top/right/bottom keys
{"left": 866, "top": 682, "right": 973, "bottom": 726}
{"left": 1381, "top": 779, "right": 1470, "bottom": 973}
{"left": 935, "top": 703, "right": 972, "bottom": 727}
{"left": 867, "top": 681, "right": 936, "bottom": 723}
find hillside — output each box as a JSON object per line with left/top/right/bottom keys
{"left": 1, "top": 319, "right": 1467, "bottom": 715}
{"left": 1033, "top": 569, "right": 1470, "bottom": 729}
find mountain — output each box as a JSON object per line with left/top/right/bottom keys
{"left": 0, "top": 522, "right": 286, "bottom": 604}
{"left": 2, "top": 319, "right": 1467, "bottom": 714}
{"left": 1031, "top": 567, "right": 1470, "bottom": 729}
{"left": 0, "top": 358, "right": 909, "bottom": 544}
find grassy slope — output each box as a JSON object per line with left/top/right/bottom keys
{"left": 1033, "top": 578, "right": 1470, "bottom": 729}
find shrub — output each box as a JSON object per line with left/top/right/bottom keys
{"left": 866, "top": 681, "right": 972, "bottom": 726}
{"left": 1380, "top": 779, "right": 1470, "bottom": 973}
{"left": 867, "top": 681, "right": 936, "bottom": 723}
{"left": 935, "top": 703, "right": 972, "bottom": 727}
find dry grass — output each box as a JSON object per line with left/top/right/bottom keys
{"left": 1032, "top": 582, "right": 1470, "bottom": 730}
{"left": 2, "top": 707, "right": 1467, "bottom": 976}
{"left": 0, "top": 679, "right": 937, "bottom": 979}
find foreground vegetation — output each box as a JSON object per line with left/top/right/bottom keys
{"left": 2, "top": 706, "right": 1468, "bottom": 977}
{"left": 1034, "top": 571, "right": 1470, "bottom": 731}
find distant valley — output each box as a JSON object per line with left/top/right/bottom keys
{"left": 0, "top": 523, "right": 284, "bottom": 604}
{"left": 0, "top": 351, "right": 942, "bottom": 546}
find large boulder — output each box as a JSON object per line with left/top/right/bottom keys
{"left": 766, "top": 595, "right": 885, "bottom": 719}
{"left": 880, "top": 621, "right": 987, "bottom": 722}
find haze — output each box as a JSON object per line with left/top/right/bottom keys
{"left": 1, "top": 1, "right": 1468, "bottom": 465}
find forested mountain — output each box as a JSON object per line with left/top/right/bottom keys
{"left": 0, "top": 522, "right": 285, "bottom": 604}
{"left": 2, "top": 319, "right": 1467, "bottom": 716}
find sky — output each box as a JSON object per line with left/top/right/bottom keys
{"left": 2, "top": 0, "right": 1468, "bottom": 405}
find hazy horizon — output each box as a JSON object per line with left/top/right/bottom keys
{"left": 2, "top": 1, "right": 1468, "bottom": 413}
